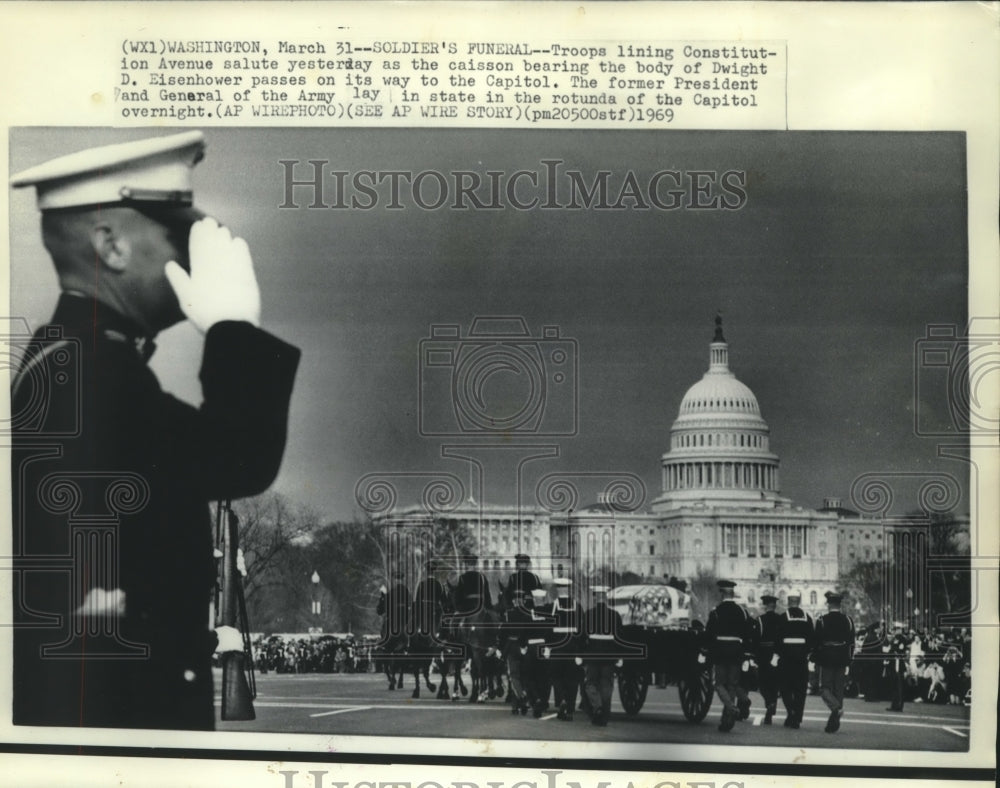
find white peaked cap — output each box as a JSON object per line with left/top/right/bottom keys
{"left": 11, "top": 131, "right": 205, "bottom": 210}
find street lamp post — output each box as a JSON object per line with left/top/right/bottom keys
{"left": 310, "top": 571, "right": 321, "bottom": 630}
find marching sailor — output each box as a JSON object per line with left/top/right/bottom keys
{"left": 547, "top": 577, "right": 585, "bottom": 721}
{"left": 583, "top": 585, "right": 625, "bottom": 727}
{"left": 705, "top": 579, "right": 754, "bottom": 732}
{"left": 524, "top": 587, "right": 555, "bottom": 717}
{"left": 755, "top": 594, "right": 782, "bottom": 724}
{"left": 775, "top": 590, "right": 815, "bottom": 728}
{"left": 497, "top": 586, "right": 534, "bottom": 714}
{"left": 814, "top": 590, "right": 855, "bottom": 733}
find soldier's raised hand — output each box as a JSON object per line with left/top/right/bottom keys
{"left": 165, "top": 217, "right": 261, "bottom": 333}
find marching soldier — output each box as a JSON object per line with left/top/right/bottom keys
{"left": 453, "top": 553, "right": 493, "bottom": 615}
{"left": 814, "top": 590, "right": 855, "bottom": 733}
{"left": 502, "top": 553, "right": 542, "bottom": 609}
{"left": 497, "top": 587, "right": 533, "bottom": 714}
{"left": 705, "top": 580, "right": 754, "bottom": 732}
{"left": 524, "top": 587, "right": 555, "bottom": 717}
{"left": 583, "top": 585, "right": 624, "bottom": 727}
{"left": 755, "top": 594, "right": 782, "bottom": 724}
{"left": 774, "top": 590, "right": 815, "bottom": 728}
{"left": 9, "top": 132, "right": 300, "bottom": 730}
{"left": 547, "top": 577, "right": 585, "bottom": 721}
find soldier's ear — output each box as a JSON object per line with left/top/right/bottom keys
{"left": 90, "top": 223, "right": 131, "bottom": 273}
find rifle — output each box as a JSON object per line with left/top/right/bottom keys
{"left": 215, "top": 500, "right": 256, "bottom": 721}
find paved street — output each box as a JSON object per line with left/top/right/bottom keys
{"left": 217, "top": 671, "right": 970, "bottom": 751}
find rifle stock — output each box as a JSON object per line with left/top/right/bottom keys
{"left": 218, "top": 502, "right": 256, "bottom": 721}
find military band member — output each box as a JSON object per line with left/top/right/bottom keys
{"left": 524, "top": 587, "right": 555, "bottom": 717}
{"left": 583, "top": 585, "right": 624, "bottom": 727}
{"left": 814, "top": 590, "right": 855, "bottom": 733}
{"left": 705, "top": 579, "right": 753, "bottom": 732}
{"left": 453, "top": 553, "right": 493, "bottom": 615}
{"left": 502, "top": 553, "right": 542, "bottom": 609}
{"left": 9, "top": 131, "right": 300, "bottom": 730}
{"left": 774, "top": 590, "right": 815, "bottom": 728}
{"left": 755, "top": 594, "right": 782, "bottom": 724}
{"left": 547, "top": 577, "right": 585, "bottom": 721}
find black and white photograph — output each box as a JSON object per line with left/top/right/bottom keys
{"left": 0, "top": 3, "right": 997, "bottom": 788}
{"left": 4, "top": 125, "right": 980, "bottom": 752}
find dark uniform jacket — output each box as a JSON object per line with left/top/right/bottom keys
{"left": 776, "top": 607, "right": 816, "bottom": 662}
{"left": 502, "top": 569, "right": 541, "bottom": 608}
{"left": 11, "top": 294, "right": 299, "bottom": 730}
{"left": 756, "top": 609, "right": 782, "bottom": 661}
{"left": 377, "top": 582, "right": 412, "bottom": 634}
{"left": 814, "top": 610, "right": 856, "bottom": 668}
{"left": 413, "top": 576, "right": 445, "bottom": 634}
{"left": 548, "top": 597, "right": 585, "bottom": 658}
{"left": 705, "top": 599, "right": 753, "bottom": 663}
{"left": 497, "top": 601, "right": 535, "bottom": 651}
{"left": 584, "top": 601, "right": 626, "bottom": 659}
{"left": 453, "top": 569, "right": 493, "bottom": 614}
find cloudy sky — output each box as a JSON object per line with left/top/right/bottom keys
{"left": 9, "top": 128, "right": 969, "bottom": 522}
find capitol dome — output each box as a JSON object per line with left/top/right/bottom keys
{"left": 653, "top": 316, "right": 784, "bottom": 511}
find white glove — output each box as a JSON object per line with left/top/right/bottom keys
{"left": 379, "top": 585, "right": 387, "bottom": 595}
{"left": 236, "top": 548, "right": 247, "bottom": 577}
{"left": 520, "top": 646, "right": 528, "bottom": 656}
{"left": 741, "top": 660, "right": 750, "bottom": 672}
{"left": 615, "top": 659, "right": 623, "bottom": 668}
{"left": 770, "top": 653, "right": 779, "bottom": 667}
{"left": 486, "top": 647, "right": 497, "bottom": 658}
{"left": 215, "top": 625, "right": 243, "bottom": 653}
{"left": 697, "top": 653, "right": 707, "bottom": 664}
{"left": 542, "top": 647, "right": 551, "bottom": 659}
{"left": 165, "top": 217, "right": 261, "bottom": 333}
{"left": 845, "top": 666, "right": 850, "bottom": 676}
{"left": 808, "top": 661, "right": 815, "bottom": 672}
{"left": 574, "top": 657, "right": 583, "bottom": 666}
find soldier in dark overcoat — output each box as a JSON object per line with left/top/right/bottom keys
{"left": 10, "top": 132, "right": 300, "bottom": 729}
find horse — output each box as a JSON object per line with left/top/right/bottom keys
{"left": 450, "top": 604, "right": 503, "bottom": 703}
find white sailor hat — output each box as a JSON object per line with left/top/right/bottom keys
{"left": 590, "top": 585, "right": 610, "bottom": 594}
{"left": 530, "top": 589, "right": 548, "bottom": 599}
{"left": 11, "top": 131, "right": 205, "bottom": 210}
{"left": 787, "top": 590, "right": 802, "bottom": 602}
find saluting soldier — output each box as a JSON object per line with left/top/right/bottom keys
{"left": 502, "top": 553, "right": 542, "bottom": 610}
{"left": 814, "top": 590, "right": 855, "bottom": 733}
{"left": 705, "top": 579, "right": 754, "bottom": 732}
{"left": 523, "top": 587, "right": 555, "bottom": 716}
{"left": 9, "top": 132, "right": 300, "bottom": 730}
{"left": 547, "top": 577, "right": 585, "bottom": 721}
{"left": 755, "top": 594, "right": 782, "bottom": 724}
{"left": 583, "top": 585, "right": 625, "bottom": 727}
{"left": 774, "top": 590, "right": 815, "bottom": 728}
{"left": 453, "top": 553, "right": 493, "bottom": 615}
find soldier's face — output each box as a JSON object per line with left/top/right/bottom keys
{"left": 117, "top": 208, "right": 190, "bottom": 330}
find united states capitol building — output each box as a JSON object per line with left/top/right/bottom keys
{"left": 381, "top": 318, "right": 961, "bottom": 617}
